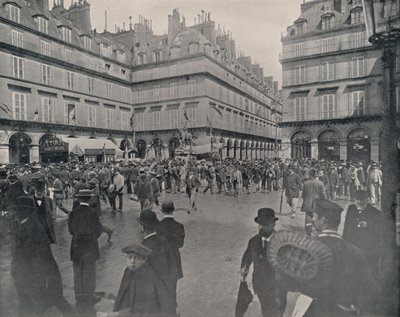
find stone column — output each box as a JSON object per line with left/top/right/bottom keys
{"left": 29, "top": 144, "right": 40, "bottom": 163}
{"left": 310, "top": 140, "right": 318, "bottom": 159}
{"left": 0, "top": 144, "right": 10, "bottom": 163}
{"left": 339, "top": 140, "right": 347, "bottom": 161}
{"left": 370, "top": 138, "right": 380, "bottom": 162}
{"left": 221, "top": 146, "right": 227, "bottom": 160}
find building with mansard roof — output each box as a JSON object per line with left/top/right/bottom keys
{"left": 280, "top": 0, "right": 399, "bottom": 162}
{"left": 0, "top": 0, "right": 282, "bottom": 163}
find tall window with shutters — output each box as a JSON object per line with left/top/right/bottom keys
{"left": 153, "top": 84, "right": 160, "bottom": 101}
{"left": 41, "top": 97, "right": 54, "bottom": 122}
{"left": 105, "top": 107, "right": 113, "bottom": 129}
{"left": 169, "top": 82, "right": 178, "bottom": 99}
{"left": 320, "top": 94, "right": 335, "bottom": 119}
{"left": 351, "top": 91, "right": 366, "bottom": 116}
{"left": 294, "top": 97, "right": 306, "bottom": 121}
{"left": 66, "top": 72, "right": 74, "bottom": 90}
{"left": 11, "top": 30, "right": 23, "bottom": 47}
{"left": 120, "top": 110, "right": 130, "bottom": 130}
{"left": 87, "top": 77, "right": 94, "bottom": 94}
{"left": 294, "top": 43, "right": 306, "bottom": 57}
{"left": 64, "top": 103, "right": 76, "bottom": 125}
{"left": 61, "top": 27, "right": 72, "bottom": 43}
{"left": 350, "top": 32, "right": 365, "bottom": 48}
{"left": 351, "top": 57, "right": 365, "bottom": 77}
{"left": 40, "top": 40, "right": 50, "bottom": 56}
{"left": 135, "top": 112, "right": 145, "bottom": 131}
{"left": 8, "top": 4, "right": 20, "bottom": 23}
{"left": 41, "top": 65, "right": 51, "bottom": 85}
{"left": 37, "top": 17, "right": 48, "bottom": 34}
{"left": 295, "top": 65, "right": 306, "bottom": 84}
{"left": 12, "top": 92, "right": 26, "bottom": 120}
{"left": 12, "top": 56, "right": 24, "bottom": 79}
{"left": 87, "top": 105, "right": 97, "bottom": 127}
{"left": 65, "top": 49, "right": 74, "bottom": 63}
{"left": 321, "top": 61, "right": 334, "bottom": 81}
{"left": 106, "top": 83, "right": 112, "bottom": 98}
{"left": 321, "top": 37, "right": 334, "bottom": 53}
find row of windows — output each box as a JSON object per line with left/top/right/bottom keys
{"left": 287, "top": 32, "right": 367, "bottom": 59}
{"left": 5, "top": 3, "right": 127, "bottom": 63}
{"left": 290, "top": 56, "right": 365, "bottom": 85}
{"left": 11, "top": 92, "right": 131, "bottom": 130}
{"left": 293, "top": 91, "right": 366, "bottom": 120}
{"left": 10, "top": 56, "right": 130, "bottom": 102}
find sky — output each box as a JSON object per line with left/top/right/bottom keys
{"left": 85, "top": 0, "right": 302, "bottom": 86}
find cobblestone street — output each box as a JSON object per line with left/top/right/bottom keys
{"left": 1, "top": 189, "right": 352, "bottom": 317}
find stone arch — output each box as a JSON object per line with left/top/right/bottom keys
{"left": 226, "top": 138, "right": 233, "bottom": 158}
{"left": 239, "top": 140, "right": 245, "bottom": 160}
{"left": 315, "top": 126, "right": 342, "bottom": 141}
{"left": 318, "top": 129, "right": 340, "bottom": 161}
{"left": 347, "top": 128, "right": 371, "bottom": 163}
{"left": 9, "top": 132, "right": 32, "bottom": 164}
{"left": 233, "top": 139, "right": 239, "bottom": 159}
{"left": 288, "top": 128, "right": 315, "bottom": 142}
{"left": 291, "top": 130, "right": 312, "bottom": 159}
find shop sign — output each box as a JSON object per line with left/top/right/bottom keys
{"left": 40, "top": 135, "right": 68, "bottom": 153}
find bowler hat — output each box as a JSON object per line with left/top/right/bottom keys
{"left": 76, "top": 189, "right": 94, "bottom": 198}
{"left": 161, "top": 200, "right": 175, "bottom": 213}
{"left": 312, "top": 198, "right": 343, "bottom": 219}
{"left": 137, "top": 210, "right": 159, "bottom": 228}
{"left": 354, "top": 189, "right": 369, "bottom": 201}
{"left": 254, "top": 208, "right": 278, "bottom": 224}
{"left": 121, "top": 243, "right": 152, "bottom": 257}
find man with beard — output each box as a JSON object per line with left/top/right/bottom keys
{"left": 240, "top": 208, "right": 286, "bottom": 317}
{"left": 11, "top": 196, "right": 74, "bottom": 317}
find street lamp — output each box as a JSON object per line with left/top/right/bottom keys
{"left": 362, "top": 0, "right": 399, "bottom": 314}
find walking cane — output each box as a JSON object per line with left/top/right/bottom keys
{"left": 279, "top": 190, "right": 284, "bottom": 214}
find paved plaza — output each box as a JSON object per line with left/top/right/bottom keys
{"left": 0, "top": 190, "right": 352, "bottom": 317}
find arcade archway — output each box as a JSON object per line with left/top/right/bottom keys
{"left": 347, "top": 128, "right": 370, "bottom": 163}
{"left": 291, "top": 131, "right": 311, "bottom": 159}
{"left": 318, "top": 130, "right": 340, "bottom": 161}
{"left": 9, "top": 132, "right": 32, "bottom": 164}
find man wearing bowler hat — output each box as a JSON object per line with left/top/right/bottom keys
{"left": 68, "top": 189, "right": 103, "bottom": 315}
{"left": 304, "top": 198, "right": 378, "bottom": 317}
{"left": 240, "top": 208, "right": 286, "bottom": 317}
{"left": 157, "top": 200, "right": 185, "bottom": 308}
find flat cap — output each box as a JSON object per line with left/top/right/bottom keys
{"left": 76, "top": 189, "right": 94, "bottom": 197}
{"left": 121, "top": 243, "right": 152, "bottom": 257}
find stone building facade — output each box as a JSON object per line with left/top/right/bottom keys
{"left": 0, "top": 1, "right": 282, "bottom": 163}
{"left": 280, "top": 0, "right": 400, "bottom": 163}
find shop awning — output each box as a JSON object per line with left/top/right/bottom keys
{"left": 62, "top": 138, "right": 123, "bottom": 157}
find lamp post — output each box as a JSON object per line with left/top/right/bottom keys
{"left": 362, "top": 0, "right": 399, "bottom": 314}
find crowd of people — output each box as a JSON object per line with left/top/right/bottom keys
{"left": 0, "top": 155, "right": 393, "bottom": 317}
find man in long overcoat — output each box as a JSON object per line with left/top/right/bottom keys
{"left": 68, "top": 189, "right": 103, "bottom": 315}
{"left": 11, "top": 196, "right": 74, "bottom": 317}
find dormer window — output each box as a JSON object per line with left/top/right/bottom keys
{"left": 294, "top": 18, "right": 307, "bottom": 35}
{"left": 83, "top": 36, "right": 92, "bottom": 51}
{"left": 100, "top": 43, "right": 112, "bottom": 58}
{"left": 36, "top": 16, "right": 49, "bottom": 34}
{"left": 116, "top": 50, "right": 126, "bottom": 63}
{"left": 5, "top": 3, "right": 21, "bottom": 23}
{"left": 60, "top": 26, "right": 72, "bottom": 43}
{"left": 350, "top": 7, "right": 363, "bottom": 24}
{"left": 322, "top": 15, "right": 335, "bottom": 30}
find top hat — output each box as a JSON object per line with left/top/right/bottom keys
{"left": 254, "top": 208, "right": 278, "bottom": 225}
{"left": 76, "top": 189, "right": 94, "bottom": 198}
{"left": 161, "top": 200, "right": 175, "bottom": 213}
{"left": 137, "top": 211, "right": 159, "bottom": 228}
{"left": 121, "top": 243, "right": 152, "bottom": 257}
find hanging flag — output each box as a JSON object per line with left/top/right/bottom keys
{"left": 0, "top": 103, "right": 10, "bottom": 114}
{"left": 130, "top": 112, "right": 135, "bottom": 129}
{"left": 183, "top": 110, "right": 190, "bottom": 121}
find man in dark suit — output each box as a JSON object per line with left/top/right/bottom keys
{"left": 157, "top": 200, "right": 185, "bottom": 307}
{"left": 68, "top": 189, "right": 103, "bottom": 315}
{"left": 304, "top": 198, "right": 378, "bottom": 317}
{"left": 31, "top": 177, "right": 57, "bottom": 244}
{"left": 137, "top": 211, "right": 178, "bottom": 312}
{"left": 97, "top": 243, "right": 176, "bottom": 317}
{"left": 240, "top": 208, "right": 286, "bottom": 317}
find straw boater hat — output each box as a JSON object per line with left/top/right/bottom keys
{"left": 267, "top": 230, "right": 334, "bottom": 291}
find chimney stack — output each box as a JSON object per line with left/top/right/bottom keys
{"left": 105, "top": 10, "right": 108, "bottom": 32}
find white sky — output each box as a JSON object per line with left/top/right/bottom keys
{"left": 85, "top": 0, "right": 303, "bottom": 87}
